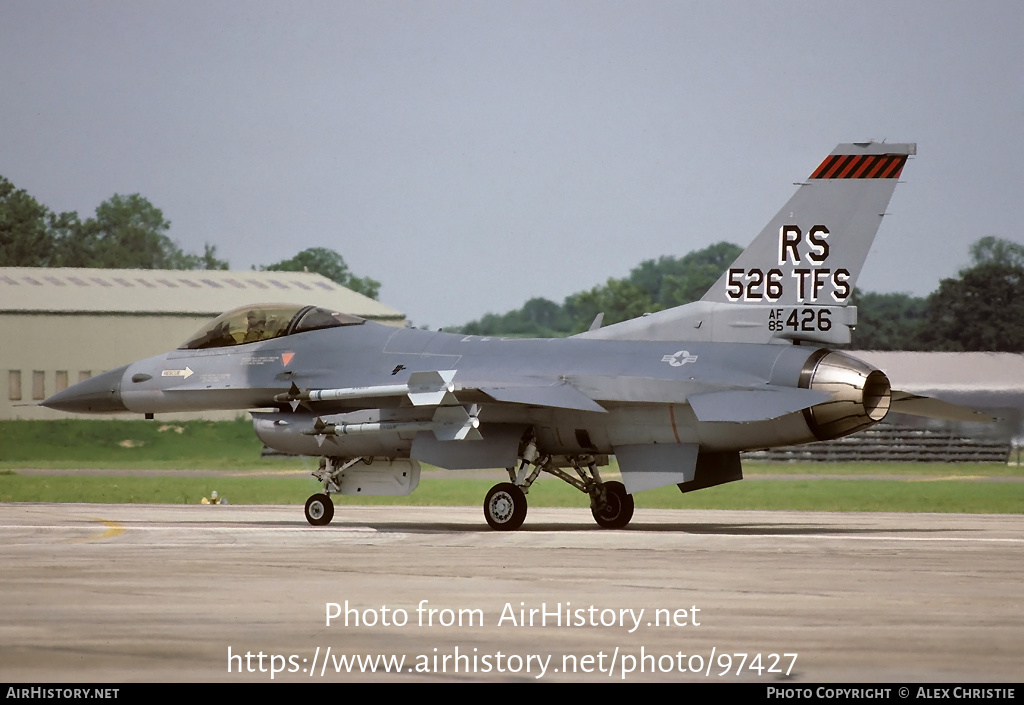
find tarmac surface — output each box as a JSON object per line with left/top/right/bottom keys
{"left": 1, "top": 502, "right": 1021, "bottom": 683}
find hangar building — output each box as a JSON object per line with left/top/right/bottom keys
{"left": 1, "top": 267, "right": 405, "bottom": 420}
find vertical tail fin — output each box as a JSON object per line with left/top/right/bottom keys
{"left": 579, "top": 142, "right": 916, "bottom": 344}
{"left": 702, "top": 142, "right": 915, "bottom": 306}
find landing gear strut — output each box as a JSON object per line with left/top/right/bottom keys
{"left": 481, "top": 439, "right": 635, "bottom": 531}
{"left": 304, "top": 456, "right": 365, "bottom": 526}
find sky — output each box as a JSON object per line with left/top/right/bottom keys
{"left": 2, "top": 1, "right": 1022, "bottom": 328}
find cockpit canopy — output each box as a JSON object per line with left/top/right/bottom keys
{"left": 179, "top": 304, "right": 364, "bottom": 350}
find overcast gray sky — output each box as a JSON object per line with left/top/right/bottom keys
{"left": 2, "top": 1, "right": 1022, "bottom": 327}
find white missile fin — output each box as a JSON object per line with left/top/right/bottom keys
{"left": 431, "top": 405, "right": 481, "bottom": 441}
{"left": 407, "top": 369, "right": 458, "bottom": 406}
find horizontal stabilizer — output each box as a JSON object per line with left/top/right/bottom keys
{"left": 689, "top": 387, "right": 831, "bottom": 422}
{"left": 890, "top": 391, "right": 995, "bottom": 423}
{"left": 480, "top": 382, "right": 606, "bottom": 413}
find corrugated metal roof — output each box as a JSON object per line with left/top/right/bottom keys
{"left": 0, "top": 267, "right": 404, "bottom": 321}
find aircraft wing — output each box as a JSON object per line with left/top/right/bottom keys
{"left": 477, "top": 381, "right": 607, "bottom": 413}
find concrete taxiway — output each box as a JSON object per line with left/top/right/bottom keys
{"left": 1, "top": 503, "right": 1021, "bottom": 682}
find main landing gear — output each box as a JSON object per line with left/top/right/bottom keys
{"left": 590, "top": 480, "right": 633, "bottom": 529}
{"left": 301, "top": 447, "right": 636, "bottom": 531}
{"left": 482, "top": 443, "right": 635, "bottom": 532}
{"left": 483, "top": 483, "right": 527, "bottom": 531}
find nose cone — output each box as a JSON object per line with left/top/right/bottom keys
{"left": 42, "top": 365, "right": 129, "bottom": 413}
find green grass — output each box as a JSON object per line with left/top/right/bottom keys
{"left": 1, "top": 474, "right": 1021, "bottom": 513}
{"left": 0, "top": 474, "right": 319, "bottom": 505}
{"left": 0, "top": 418, "right": 291, "bottom": 470}
{"left": 651, "top": 478, "right": 1024, "bottom": 513}
{"left": 1, "top": 419, "right": 1018, "bottom": 477}
{"left": 1, "top": 419, "right": 1021, "bottom": 512}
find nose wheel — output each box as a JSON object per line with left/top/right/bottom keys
{"left": 305, "top": 493, "right": 335, "bottom": 526}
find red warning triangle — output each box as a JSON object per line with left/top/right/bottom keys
{"left": 281, "top": 352, "right": 295, "bottom": 367}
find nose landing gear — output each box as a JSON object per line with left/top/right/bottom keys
{"left": 304, "top": 493, "right": 335, "bottom": 526}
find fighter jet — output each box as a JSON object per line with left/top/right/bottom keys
{"left": 43, "top": 142, "right": 989, "bottom": 530}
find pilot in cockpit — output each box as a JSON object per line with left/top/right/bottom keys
{"left": 243, "top": 309, "right": 266, "bottom": 343}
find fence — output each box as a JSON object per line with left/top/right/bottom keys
{"left": 748, "top": 422, "right": 1011, "bottom": 463}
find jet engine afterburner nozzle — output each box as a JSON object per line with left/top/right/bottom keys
{"left": 800, "top": 350, "right": 891, "bottom": 441}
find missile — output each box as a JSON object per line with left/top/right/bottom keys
{"left": 303, "top": 405, "right": 481, "bottom": 445}
{"left": 275, "top": 370, "right": 458, "bottom": 410}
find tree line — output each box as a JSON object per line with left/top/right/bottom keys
{"left": 456, "top": 237, "right": 1024, "bottom": 352}
{"left": 0, "top": 175, "right": 379, "bottom": 299}
{"left": 4, "top": 173, "right": 1021, "bottom": 351}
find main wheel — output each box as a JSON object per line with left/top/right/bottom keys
{"left": 484, "top": 482, "right": 528, "bottom": 531}
{"left": 591, "top": 481, "right": 634, "bottom": 529}
{"left": 305, "top": 493, "right": 335, "bottom": 526}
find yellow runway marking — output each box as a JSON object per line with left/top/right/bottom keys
{"left": 70, "top": 518, "right": 125, "bottom": 543}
